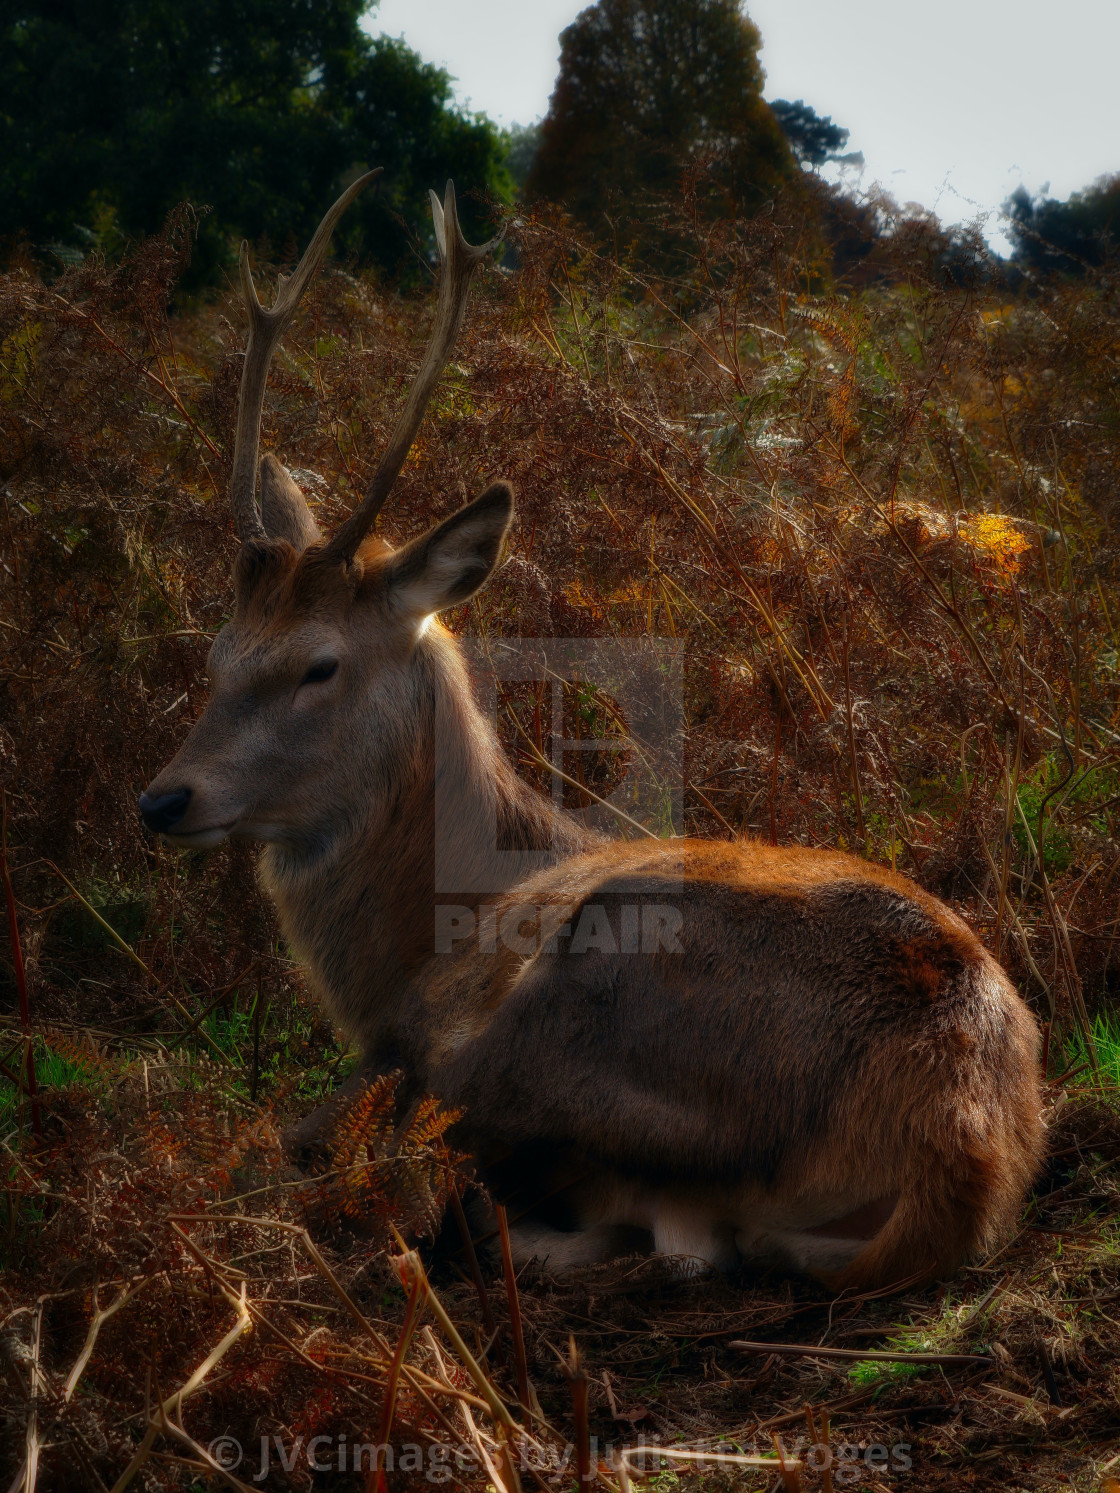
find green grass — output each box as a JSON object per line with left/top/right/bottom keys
{"left": 847, "top": 1328, "right": 953, "bottom": 1392}
{"left": 1013, "top": 755, "right": 1120, "bottom": 874}
{"left": 0, "top": 1037, "right": 100, "bottom": 1129}
{"left": 194, "top": 989, "right": 359, "bottom": 1105}
{"left": 0, "top": 983, "right": 359, "bottom": 1138}
{"left": 847, "top": 1356, "right": 926, "bottom": 1389}
{"left": 1062, "top": 1010, "right": 1120, "bottom": 1094}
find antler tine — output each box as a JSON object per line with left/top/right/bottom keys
{"left": 228, "top": 168, "right": 382, "bottom": 544}
{"left": 325, "top": 180, "right": 503, "bottom": 563}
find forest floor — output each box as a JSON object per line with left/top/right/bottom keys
{"left": 1, "top": 1010, "right": 1119, "bottom": 1491}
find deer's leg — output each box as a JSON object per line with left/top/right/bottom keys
{"left": 651, "top": 1200, "right": 738, "bottom": 1277}
{"left": 506, "top": 1219, "right": 651, "bottom": 1272}
{"left": 742, "top": 1227, "right": 868, "bottom": 1276}
{"left": 479, "top": 1166, "right": 653, "bottom": 1273}
{"left": 735, "top": 1194, "right": 900, "bottom": 1277}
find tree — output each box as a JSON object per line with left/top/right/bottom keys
{"left": 1005, "top": 176, "right": 1120, "bottom": 274}
{"left": 770, "top": 99, "right": 859, "bottom": 170}
{"left": 0, "top": 0, "right": 510, "bottom": 280}
{"left": 526, "top": 0, "right": 793, "bottom": 237}
{"left": 504, "top": 122, "right": 544, "bottom": 193}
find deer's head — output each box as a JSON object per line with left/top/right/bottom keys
{"left": 139, "top": 178, "right": 512, "bottom": 853}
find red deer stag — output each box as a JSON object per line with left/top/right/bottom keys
{"left": 140, "top": 177, "right": 1043, "bottom": 1287}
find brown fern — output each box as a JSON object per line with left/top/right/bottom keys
{"left": 305, "top": 1072, "right": 467, "bottom": 1237}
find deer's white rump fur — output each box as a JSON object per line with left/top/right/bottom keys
{"left": 141, "top": 179, "right": 1044, "bottom": 1290}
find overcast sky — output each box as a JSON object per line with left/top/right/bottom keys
{"left": 368, "top": 0, "right": 1120, "bottom": 255}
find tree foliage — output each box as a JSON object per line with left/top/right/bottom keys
{"left": 770, "top": 98, "right": 855, "bottom": 169}
{"left": 0, "top": 0, "right": 510, "bottom": 280}
{"left": 1006, "top": 176, "right": 1120, "bottom": 274}
{"left": 526, "top": 0, "right": 793, "bottom": 237}
{"left": 504, "top": 121, "right": 544, "bottom": 192}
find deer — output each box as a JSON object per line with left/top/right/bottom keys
{"left": 139, "top": 174, "right": 1044, "bottom": 1290}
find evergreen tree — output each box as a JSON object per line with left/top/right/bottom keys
{"left": 526, "top": 0, "right": 793, "bottom": 238}
{"left": 770, "top": 99, "right": 857, "bottom": 170}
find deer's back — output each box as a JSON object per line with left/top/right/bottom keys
{"left": 427, "top": 838, "right": 1039, "bottom": 1188}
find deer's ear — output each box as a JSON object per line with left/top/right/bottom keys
{"left": 384, "top": 483, "right": 514, "bottom": 619}
{"left": 260, "top": 455, "right": 321, "bottom": 551}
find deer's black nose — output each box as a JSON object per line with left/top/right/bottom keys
{"left": 139, "top": 788, "right": 192, "bottom": 834}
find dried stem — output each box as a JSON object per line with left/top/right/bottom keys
{"left": 450, "top": 1183, "right": 496, "bottom": 1336}
{"left": 496, "top": 1204, "right": 532, "bottom": 1416}
{"left": 1, "top": 790, "right": 41, "bottom": 1139}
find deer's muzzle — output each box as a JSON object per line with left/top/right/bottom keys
{"left": 138, "top": 787, "right": 192, "bottom": 834}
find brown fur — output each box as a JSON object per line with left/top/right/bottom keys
{"left": 142, "top": 468, "right": 1044, "bottom": 1293}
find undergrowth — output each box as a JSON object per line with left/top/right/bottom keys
{"left": 1, "top": 181, "right": 1119, "bottom": 1487}
{"left": 1065, "top": 1010, "right": 1120, "bottom": 1094}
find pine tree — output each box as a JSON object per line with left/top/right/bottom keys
{"left": 527, "top": 0, "right": 793, "bottom": 238}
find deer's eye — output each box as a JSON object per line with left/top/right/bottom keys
{"left": 300, "top": 660, "right": 338, "bottom": 686}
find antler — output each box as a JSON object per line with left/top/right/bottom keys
{"left": 324, "top": 181, "right": 502, "bottom": 563}
{"left": 228, "top": 169, "right": 381, "bottom": 543}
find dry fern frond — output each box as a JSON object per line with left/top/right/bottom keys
{"left": 304, "top": 1072, "right": 467, "bottom": 1238}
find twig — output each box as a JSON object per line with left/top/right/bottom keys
{"left": 414, "top": 1327, "right": 491, "bottom": 1423}
{"left": 505, "top": 708, "right": 658, "bottom": 840}
{"left": 819, "top": 1408, "right": 833, "bottom": 1493}
{"left": 450, "top": 1183, "right": 496, "bottom": 1335}
{"left": 729, "top": 1340, "right": 990, "bottom": 1366}
{"left": 619, "top": 1445, "right": 802, "bottom": 1475}
{"left": 108, "top": 1285, "right": 252, "bottom": 1493}
{"left": 20, "top": 1301, "right": 45, "bottom": 1493}
{"left": 48, "top": 292, "right": 223, "bottom": 461}
{"left": 772, "top": 1432, "right": 802, "bottom": 1493}
{"left": 566, "top": 1336, "right": 592, "bottom": 1486}
{"left": 169, "top": 1212, "right": 393, "bottom": 1353}
{"left": 752, "top": 1388, "right": 874, "bottom": 1435}
{"left": 162, "top": 960, "right": 259, "bottom": 1052}
{"left": 172, "top": 1215, "right": 500, "bottom": 1424}
{"left": 152, "top": 1418, "right": 258, "bottom": 1493}
{"left": 1, "top": 790, "right": 41, "bottom": 1139}
{"left": 368, "top": 1258, "right": 425, "bottom": 1493}
{"left": 395, "top": 1251, "right": 522, "bottom": 1439}
{"left": 610, "top": 1449, "right": 633, "bottom": 1493}
{"left": 459, "top": 1399, "right": 514, "bottom": 1493}
{"left": 687, "top": 781, "right": 737, "bottom": 837}
{"left": 41, "top": 861, "right": 231, "bottom": 1065}
{"left": 65, "top": 1277, "right": 154, "bottom": 1403}
{"left": 496, "top": 1205, "right": 532, "bottom": 1415}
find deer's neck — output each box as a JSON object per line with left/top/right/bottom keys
{"left": 259, "top": 632, "right": 590, "bottom": 1073}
